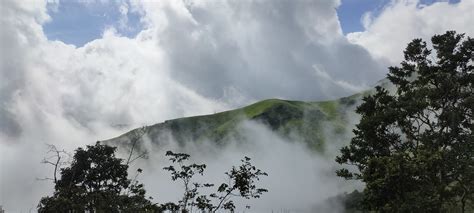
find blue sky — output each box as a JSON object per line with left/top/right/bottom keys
{"left": 44, "top": 0, "right": 461, "bottom": 47}
{"left": 337, "top": 0, "right": 391, "bottom": 33}
{"left": 44, "top": 1, "right": 142, "bottom": 46}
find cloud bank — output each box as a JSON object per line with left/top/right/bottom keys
{"left": 348, "top": 0, "right": 474, "bottom": 64}
{"left": 130, "top": 0, "right": 386, "bottom": 101}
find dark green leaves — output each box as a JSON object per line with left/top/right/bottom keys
{"left": 336, "top": 31, "right": 473, "bottom": 212}
{"left": 38, "top": 142, "right": 158, "bottom": 212}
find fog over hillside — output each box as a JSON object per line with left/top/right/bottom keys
{"left": 1, "top": 0, "right": 473, "bottom": 212}
{"left": 117, "top": 120, "right": 358, "bottom": 213}
{"left": 104, "top": 97, "right": 363, "bottom": 212}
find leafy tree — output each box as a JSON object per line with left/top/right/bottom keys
{"left": 161, "top": 151, "right": 268, "bottom": 213}
{"left": 325, "top": 190, "right": 365, "bottom": 213}
{"left": 38, "top": 142, "right": 268, "bottom": 213}
{"left": 336, "top": 31, "right": 473, "bottom": 212}
{"left": 38, "top": 142, "right": 159, "bottom": 212}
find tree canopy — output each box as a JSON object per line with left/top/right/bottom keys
{"left": 38, "top": 142, "right": 267, "bottom": 212}
{"left": 336, "top": 31, "right": 473, "bottom": 212}
{"left": 38, "top": 142, "right": 158, "bottom": 212}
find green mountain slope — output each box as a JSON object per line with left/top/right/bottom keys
{"left": 106, "top": 92, "right": 365, "bottom": 152}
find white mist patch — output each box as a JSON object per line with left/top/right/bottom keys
{"left": 123, "top": 121, "right": 352, "bottom": 213}
{"left": 0, "top": 111, "right": 124, "bottom": 211}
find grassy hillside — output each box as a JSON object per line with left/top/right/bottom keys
{"left": 106, "top": 93, "right": 364, "bottom": 152}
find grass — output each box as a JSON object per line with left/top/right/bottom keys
{"left": 109, "top": 91, "right": 369, "bottom": 153}
{"left": 315, "top": 101, "right": 339, "bottom": 120}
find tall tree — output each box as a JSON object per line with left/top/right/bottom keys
{"left": 336, "top": 31, "right": 473, "bottom": 212}
{"left": 38, "top": 142, "right": 158, "bottom": 212}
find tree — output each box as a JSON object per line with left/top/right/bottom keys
{"left": 336, "top": 31, "right": 473, "bottom": 212}
{"left": 161, "top": 151, "right": 268, "bottom": 213}
{"left": 38, "top": 142, "right": 268, "bottom": 213}
{"left": 38, "top": 142, "right": 158, "bottom": 212}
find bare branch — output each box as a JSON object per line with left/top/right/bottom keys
{"left": 39, "top": 144, "right": 71, "bottom": 184}
{"left": 126, "top": 126, "right": 148, "bottom": 165}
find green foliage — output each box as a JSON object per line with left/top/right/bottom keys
{"left": 161, "top": 151, "right": 268, "bottom": 213}
{"left": 38, "top": 142, "right": 268, "bottom": 213}
{"left": 325, "top": 190, "right": 365, "bottom": 213}
{"left": 162, "top": 151, "right": 210, "bottom": 212}
{"left": 38, "top": 142, "right": 158, "bottom": 212}
{"left": 110, "top": 97, "right": 357, "bottom": 153}
{"left": 336, "top": 31, "right": 473, "bottom": 212}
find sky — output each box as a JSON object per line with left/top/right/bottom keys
{"left": 1, "top": 0, "right": 473, "bottom": 211}
{"left": 44, "top": 0, "right": 463, "bottom": 47}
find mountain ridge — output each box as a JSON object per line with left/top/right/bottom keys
{"left": 105, "top": 91, "right": 366, "bottom": 153}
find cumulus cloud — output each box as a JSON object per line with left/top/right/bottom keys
{"left": 0, "top": 0, "right": 224, "bottom": 210}
{"left": 0, "top": 0, "right": 387, "bottom": 143}
{"left": 130, "top": 0, "right": 386, "bottom": 101}
{"left": 347, "top": 0, "right": 474, "bottom": 64}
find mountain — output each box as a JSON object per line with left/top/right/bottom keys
{"left": 104, "top": 79, "right": 397, "bottom": 154}
{"left": 105, "top": 91, "right": 368, "bottom": 153}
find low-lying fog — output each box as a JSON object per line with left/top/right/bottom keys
{"left": 124, "top": 120, "right": 359, "bottom": 213}
{"left": 1, "top": 116, "right": 361, "bottom": 212}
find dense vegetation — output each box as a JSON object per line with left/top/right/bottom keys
{"left": 336, "top": 31, "right": 473, "bottom": 212}
{"left": 38, "top": 142, "right": 267, "bottom": 212}
{"left": 38, "top": 142, "right": 158, "bottom": 212}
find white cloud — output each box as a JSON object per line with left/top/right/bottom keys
{"left": 347, "top": 0, "right": 474, "bottom": 64}
{"left": 0, "top": 0, "right": 225, "bottom": 210}
{"left": 130, "top": 0, "right": 385, "bottom": 101}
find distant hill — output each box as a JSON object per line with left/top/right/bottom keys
{"left": 105, "top": 92, "right": 368, "bottom": 153}
{"left": 104, "top": 79, "right": 394, "bottom": 153}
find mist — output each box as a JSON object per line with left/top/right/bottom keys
{"left": 118, "top": 120, "right": 357, "bottom": 213}
{"left": 0, "top": 115, "right": 358, "bottom": 212}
